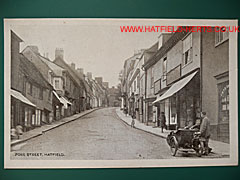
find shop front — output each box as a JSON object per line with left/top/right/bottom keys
{"left": 153, "top": 70, "right": 200, "bottom": 130}
{"left": 215, "top": 72, "right": 229, "bottom": 143}
{"left": 11, "top": 89, "right": 36, "bottom": 132}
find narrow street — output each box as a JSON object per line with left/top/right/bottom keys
{"left": 11, "top": 107, "right": 226, "bottom": 160}
{"left": 11, "top": 108, "right": 174, "bottom": 160}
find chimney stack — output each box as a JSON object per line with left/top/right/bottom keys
{"left": 86, "top": 72, "right": 92, "bottom": 80}
{"left": 77, "top": 68, "right": 84, "bottom": 78}
{"left": 95, "top": 77, "right": 103, "bottom": 86}
{"left": 77, "top": 68, "right": 84, "bottom": 75}
{"left": 70, "top": 63, "right": 75, "bottom": 70}
{"left": 55, "top": 48, "right": 64, "bottom": 59}
{"left": 103, "top": 82, "right": 109, "bottom": 89}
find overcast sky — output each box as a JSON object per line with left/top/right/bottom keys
{"left": 10, "top": 19, "right": 161, "bottom": 87}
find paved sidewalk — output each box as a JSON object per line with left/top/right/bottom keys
{"left": 116, "top": 108, "right": 230, "bottom": 157}
{"left": 11, "top": 108, "right": 99, "bottom": 147}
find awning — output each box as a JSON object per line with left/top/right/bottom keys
{"left": 60, "top": 96, "right": 72, "bottom": 108}
{"left": 53, "top": 91, "right": 62, "bottom": 103}
{"left": 153, "top": 71, "right": 198, "bottom": 104}
{"left": 11, "top": 89, "right": 36, "bottom": 107}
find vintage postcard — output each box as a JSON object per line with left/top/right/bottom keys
{"left": 4, "top": 18, "right": 238, "bottom": 168}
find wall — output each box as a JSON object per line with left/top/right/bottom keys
{"left": 202, "top": 30, "right": 229, "bottom": 128}
{"left": 11, "top": 35, "right": 21, "bottom": 91}
{"left": 22, "top": 47, "right": 50, "bottom": 81}
{"left": 146, "top": 67, "right": 152, "bottom": 98}
{"left": 181, "top": 32, "right": 201, "bottom": 76}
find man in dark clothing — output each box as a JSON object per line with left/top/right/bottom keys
{"left": 160, "top": 112, "right": 166, "bottom": 133}
{"left": 199, "top": 112, "right": 211, "bottom": 155}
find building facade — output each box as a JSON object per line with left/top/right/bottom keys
{"left": 201, "top": 27, "right": 229, "bottom": 143}
{"left": 11, "top": 31, "right": 53, "bottom": 131}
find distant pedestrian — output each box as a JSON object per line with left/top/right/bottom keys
{"left": 131, "top": 113, "right": 135, "bottom": 128}
{"left": 160, "top": 112, "right": 166, "bottom": 133}
{"left": 157, "top": 115, "right": 160, "bottom": 127}
{"left": 16, "top": 124, "right": 23, "bottom": 139}
{"left": 124, "top": 105, "right": 128, "bottom": 116}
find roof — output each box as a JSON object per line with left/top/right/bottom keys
{"left": 11, "top": 30, "right": 23, "bottom": 42}
{"left": 145, "top": 42, "right": 158, "bottom": 53}
{"left": 19, "top": 53, "right": 52, "bottom": 89}
{"left": 123, "top": 52, "right": 142, "bottom": 69}
{"left": 38, "top": 54, "right": 65, "bottom": 76}
{"left": 143, "top": 28, "right": 189, "bottom": 70}
{"left": 54, "top": 57, "right": 81, "bottom": 87}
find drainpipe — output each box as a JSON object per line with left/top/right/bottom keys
{"left": 200, "top": 31, "right": 203, "bottom": 112}
{"left": 144, "top": 67, "right": 148, "bottom": 125}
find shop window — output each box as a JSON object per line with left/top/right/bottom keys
{"left": 218, "top": 82, "right": 229, "bottom": 123}
{"left": 24, "top": 107, "right": 32, "bottom": 127}
{"left": 220, "top": 84, "right": 229, "bottom": 111}
{"left": 182, "top": 33, "right": 193, "bottom": 66}
{"left": 170, "top": 96, "right": 177, "bottom": 124}
{"left": 35, "top": 109, "right": 41, "bottom": 126}
{"left": 215, "top": 27, "right": 229, "bottom": 46}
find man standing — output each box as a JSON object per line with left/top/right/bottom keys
{"left": 160, "top": 112, "right": 166, "bottom": 133}
{"left": 199, "top": 112, "right": 211, "bottom": 155}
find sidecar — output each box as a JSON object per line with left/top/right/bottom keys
{"left": 166, "top": 128, "right": 203, "bottom": 157}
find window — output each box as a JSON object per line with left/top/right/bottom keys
{"left": 162, "top": 57, "right": 167, "bottom": 80}
{"left": 26, "top": 82, "right": 32, "bottom": 95}
{"left": 150, "top": 67, "right": 154, "bottom": 88}
{"left": 39, "top": 88, "right": 43, "bottom": 100}
{"left": 220, "top": 84, "right": 229, "bottom": 111}
{"left": 35, "top": 109, "right": 41, "bottom": 126}
{"left": 48, "top": 90, "right": 52, "bottom": 101}
{"left": 217, "top": 81, "right": 229, "bottom": 124}
{"left": 182, "top": 33, "right": 192, "bottom": 66}
{"left": 137, "top": 75, "right": 140, "bottom": 88}
{"left": 154, "top": 79, "right": 161, "bottom": 94}
{"left": 55, "top": 79, "right": 60, "bottom": 89}
{"left": 32, "top": 85, "right": 36, "bottom": 98}
{"left": 134, "top": 80, "right": 136, "bottom": 91}
{"left": 140, "top": 78, "right": 144, "bottom": 94}
{"left": 215, "top": 27, "right": 229, "bottom": 45}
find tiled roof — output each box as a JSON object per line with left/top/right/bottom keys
{"left": 143, "top": 29, "right": 189, "bottom": 70}
{"left": 38, "top": 54, "right": 65, "bottom": 76}
{"left": 19, "top": 54, "right": 52, "bottom": 89}
{"left": 53, "top": 57, "right": 81, "bottom": 87}
{"left": 53, "top": 57, "right": 94, "bottom": 97}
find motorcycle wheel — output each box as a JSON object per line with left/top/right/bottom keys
{"left": 170, "top": 136, "right": 178, "bottom": 156}
{"left": 196, "top": 143, "right": 204, "bottom": 157}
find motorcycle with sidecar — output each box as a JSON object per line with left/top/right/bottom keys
{"left": 166, "top": 125, "right": 204, "bottom": 157}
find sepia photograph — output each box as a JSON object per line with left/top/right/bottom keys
{"left": 4, "top": 19, "right": 238, "bottom": 168}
